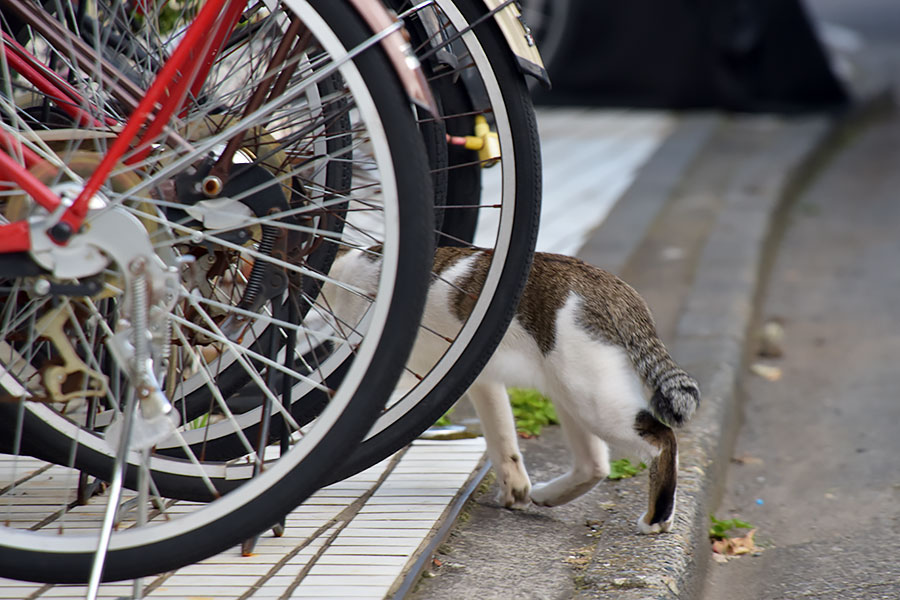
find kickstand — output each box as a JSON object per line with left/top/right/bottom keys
{"left": 241, "top": 307, "right": 291, "bottom": 555}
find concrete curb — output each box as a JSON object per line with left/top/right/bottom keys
{"left": 580, "top": 101, "right": 893, "bottom": 599}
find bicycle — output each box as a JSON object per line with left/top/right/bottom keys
{"left": 0, "top": 0, "right": 549, "bottom": 586}
{"left": 1, "top": 0, "right": 436, "bottom": 585}
{"left": 5, "top": 0, "right": 550, "bottom": 493}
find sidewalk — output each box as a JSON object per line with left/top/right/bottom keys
{"left": 408, "top": 103, "right": 889, "bottom": 599}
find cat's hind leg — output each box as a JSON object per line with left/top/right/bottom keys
{"left": 468, "top": 381, "right": 531, "bottom": 509}
{"left": 530, "top": 404, "right": 610, "bottom": 507}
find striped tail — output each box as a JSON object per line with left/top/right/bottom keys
{"left": 625, "top": 333, "right": 700, "bottom": 427}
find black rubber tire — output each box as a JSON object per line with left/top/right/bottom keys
{"left": 327, "top": 0, "right": 542, "bottom": 483}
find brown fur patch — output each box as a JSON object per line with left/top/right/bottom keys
{"left": 443, "top": 248, "right": 491, "bottom": 323}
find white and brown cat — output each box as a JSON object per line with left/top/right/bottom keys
{"left": 324, "top": 246, "right": 700, "bottom": 534}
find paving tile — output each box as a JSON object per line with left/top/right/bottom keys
{"left": 0, "top": 587, "right": 45, "bottom": 599}
{"left": 318, "top": 545, "right": 412, "bottom": 556}
{"left": 289, "top": 585, "right": 390, "bottom": 598}
{"left": 40, "top": 585, "right": 137, "bottom": 597}
{"left": 162, "top": 574, "right": 260, "bottom": 587}
{"left": 299, "top": 574, "right": 396, "bottom": 587}
{"left": 338, "top": 527, "right": 430, "bottom": 538}
{"left": 148, "top": 585, "right": 245, "bottom": 597}
{"left": 175, "top": 563, "right": 274, "bottom": 576}
{"left": 339, "top": 519, "right": 436, "bottom": 529}
{"left": 362, "top": 496, "right": 452, "bottom": 505}
{"left": 314, "top": 554, "right": 409, "bottom": 566}
{"left": 306, "top": 564, "right": 408, "bottom": 576}
{"left": 254, "top": 574, "right": 297, "bottom": 588}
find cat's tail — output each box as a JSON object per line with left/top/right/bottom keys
{"left": 613, "top": 307, "right": 700, "bottom": 427}
{"left": 645, "top": 357, "right": 700, "bottom": 427}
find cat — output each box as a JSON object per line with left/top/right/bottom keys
{"left": 322, "top": 246, "right": 700, "bottom": 534}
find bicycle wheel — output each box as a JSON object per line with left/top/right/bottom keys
{"left": 4, "top": 0, "right": 544, "bottom": 495}
{"left": 328, "top": 0, "right": 543, "bottom": 481}
{"left": 75, "top": 0, "right": 545, "bottom": 480}
{"left": 0, "top": 0, "right": 433, "bottom": 583}
{"left": 168, "top": 0, "right": 546, "bottom": 480}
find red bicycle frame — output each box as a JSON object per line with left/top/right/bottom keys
{"left": 0, "top": 0, "right": 247, "bottom": 253}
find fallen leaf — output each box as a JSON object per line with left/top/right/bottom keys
{"left": 563, "top": 545, "right": 595, "bottom": 569}
{"left": 750, "top": 363, "right": 782, "bottom": 381}
{"left": 712, "top": 529, "right": 762, "bottom": 557}
{"left": 730, "top": 529, "right": 760, "bottom": 555}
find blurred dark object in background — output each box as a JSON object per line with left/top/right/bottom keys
{"left": 523, "top": 0, "right": 849, "bottom": 112}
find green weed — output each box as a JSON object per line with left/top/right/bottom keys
{"left": 432, "top": 408, "right": 454, "bottom": 427}
{"left": 508, "top": 388, "right": 558, "bottom": 436}
{"left": 709, "top": 514, "right": 754, "bottom": 540}
{"left": 607, "top": 458, "right": 647, "bottom": 480}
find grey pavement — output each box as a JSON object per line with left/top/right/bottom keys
{"left": 407, "top": 20, "right": 895, "bottom": 600}
{"left": 703, "top": 106, "right": 900, "bottom": 600}
{"left": 700, "top": 1, "right": 900, "bottom": 597}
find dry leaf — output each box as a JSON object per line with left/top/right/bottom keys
{"left": 712, "top": 529, "right": 761, "bottom": 558}
{"left": 711, "top": 551, "right": 730, "bottom": 564}
{"left": 730, "top": 529, "right": 760, "bottom": 555}
{"left": 563, "top": 545, "right": 595, "bottom": 569}
{"left": 750, "top": 363, "right": 782, "bottom": 381}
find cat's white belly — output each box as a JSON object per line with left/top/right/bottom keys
{"left": 478, "top": 319, "right": 548, "bottom": 391}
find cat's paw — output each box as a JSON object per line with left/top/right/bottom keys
{"left": 529, "top": 482, "right": 558, "bottom": 507}
{"left": 496, "top": 462, "right": 531, "bottom": 509}
{"left": 498, "top": 488, "right": 531, "bottom": 510}
{"left": 637, "top": 511, "right": 674, "bottom": 534}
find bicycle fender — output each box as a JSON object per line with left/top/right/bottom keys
{"left": 483, "top": 0, "right": 550, "bottom": 87}
{"left": 346, "top": 0, "right": 438, "bottom": 115}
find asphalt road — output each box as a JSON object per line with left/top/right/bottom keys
{"left": 701, "top": 72, "right": 900, "bottom": 600}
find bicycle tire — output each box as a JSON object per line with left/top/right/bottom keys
{"left": 0, "top": 0, "right": 433, "bottom": 583}
{"left": 144, "top": 0, "right": 545, "bottom": 478}
{"left": 329, "top": 0, "right": 543, "bottom": 482}
{"left": 75, "top": 0, "right": 546, "bottom": 480}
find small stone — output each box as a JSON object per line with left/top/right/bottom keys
{"left": 610, "top": 576, "right": 648, "bottom": 589}
{"left": 758, "top": 319, "right": 785, "bottom": 358}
